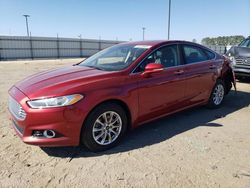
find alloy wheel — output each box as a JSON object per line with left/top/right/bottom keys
{"left": 92, "top": 111, "right": 122, "bottom": 145}
{"left": 213, "top": 84, "right": 224, "bottom": 105}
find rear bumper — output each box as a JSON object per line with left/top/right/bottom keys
{"left": 8, "top": 86, "right": 87, "bottom": 147}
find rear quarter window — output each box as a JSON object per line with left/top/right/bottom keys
{"left": 183, "top": 45, "right": 209, "bottom": 64}
{"left": 204, "top": 49, "right": 215, "bottom": 60}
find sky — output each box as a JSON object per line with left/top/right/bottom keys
{"left": 0, "top": 0, "right": 249, "bottom": 42}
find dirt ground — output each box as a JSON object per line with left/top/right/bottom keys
{"left": 0, "top": 59, "right": 250, "bottom": 188}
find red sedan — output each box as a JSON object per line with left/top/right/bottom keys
{"left": 8, "top": 40, "right": 235, "bottom": 152}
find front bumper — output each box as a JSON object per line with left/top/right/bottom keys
{"left": 233, "top": 65, "right": 250, "bottom": 77}
{"left": 8, "top": 86, "right": 86, "bottom": 147}
{"left": 233, "top": 57, "right": 250, "bottom": 77}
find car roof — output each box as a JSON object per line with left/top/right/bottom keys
{"left": 121, "top": 40, "right": 194, "bottom": 47}
{"left": 124, "top": 40, "right": 185, "bottom": 46}
{"left": 120, "top": 40, "right": 220, "bottom": 56}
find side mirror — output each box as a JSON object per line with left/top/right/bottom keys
{"left": 142, "top": 63, "right": 164, "bottom": 77}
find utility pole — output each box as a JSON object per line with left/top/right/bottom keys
{"left": 142, "top": 27, "right": 146, "bottom": 41}
{"left": 168, "top": 0, "right": 171, "bottom": 40}
{"left": 23, "top": 15, "right": 30, "bottom": 37}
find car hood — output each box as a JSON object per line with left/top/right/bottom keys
{"left": 15, "top": 65, "right": 112, "bottom": 99}
{"left": 227, "top": 46, "right": 250, "bottom": 58}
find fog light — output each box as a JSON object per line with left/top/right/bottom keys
{"left": 43, "top": 130, "right": 56, "bottom": 138}
{"left": 32, "top": 130, "right": 56, "bottom": 138}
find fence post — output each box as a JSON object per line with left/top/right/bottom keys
{"left": 29, "top": 36, "right": 34, "bottom": 59}
{"left": 98, "top": 38, "right": 101, "bottom": 51}
{"left": 80, "top": 39, "right": 83, "bottom": 57}
{"left": 57, "top": 36, "right": 60, "bottom": 59}
{"left": 0, "top": 37, "right": 2, "bottom": 60}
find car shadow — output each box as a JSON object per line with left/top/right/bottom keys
{"left": 41, "top": 90, "right": 250, "bottom": 158}
{"left": 237, "top": 78, "right": 250, "bottom": 83}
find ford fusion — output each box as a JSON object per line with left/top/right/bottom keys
{"left": 8, "top": 40, "right": 235, "bottom": 152}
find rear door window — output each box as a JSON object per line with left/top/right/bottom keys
{"left": 183, "top": 45, "right": 209, "bottom": 64}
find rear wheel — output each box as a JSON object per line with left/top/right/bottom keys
{"left": 224, "top": 79, "right": 232, "bottom": 95}
{"left": 207, "top": 80, "right": 225, "bottom": 109}
{"left": 81, "top": 103, "right": 127, "bottom": 152}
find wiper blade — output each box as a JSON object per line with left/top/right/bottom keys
{"left": 84, "top": 65, "right": 105, "bottom": 71}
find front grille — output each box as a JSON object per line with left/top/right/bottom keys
{"left": 8, "top": 96, "right": 27, "bottom": 121}
{"left": 13, "top": 120, "right": 24, "bottom": 135}
{"left": 235, "top": 58, "right": 250, "bottom": 66}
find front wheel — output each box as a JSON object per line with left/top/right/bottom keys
{"left": 207, "top": 80, "right": 225, "bottom": 109}
{"left": 81, "top": 103, "right": 128, "bottom": 152}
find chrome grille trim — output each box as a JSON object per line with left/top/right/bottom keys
{"left": 8, "top": 96, "right": 27, "bottom": 121}
{"left": 235, "top": 58, "right": 250, "bottom": 66}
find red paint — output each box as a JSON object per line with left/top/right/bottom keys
{"left": 8, "top": 41, "right": 234, "bottom": 147}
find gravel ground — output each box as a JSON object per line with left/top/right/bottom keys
{"left": 0, "top": 59, "right": 250, "bottom": 188}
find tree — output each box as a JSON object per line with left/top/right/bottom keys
{"left": 192, "top": 39, "right": 197, "bottom": 43}
{"left": 201, "top": 35, "right": 245, "bottom": 46}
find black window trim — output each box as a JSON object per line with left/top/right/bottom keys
{"left": 130, "top": 43, "right": 184, "bottom": 74}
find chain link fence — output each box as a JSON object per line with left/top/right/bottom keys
{"left": 0, "top": 36, "right": 122, "bottom": 60}
{"left": 0, "top": 36, "right": 228, "bottom": 60}
{"left": 205, "top": 45, "right": 227, "bottom": 54}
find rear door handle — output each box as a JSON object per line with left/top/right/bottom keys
{"left": 209, "top": 65, "right": 216, "bottom": 69}
{"left": 174, "top": 70, "right": 184, "bottom": 75}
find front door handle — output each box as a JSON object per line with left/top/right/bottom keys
{"left": 174, "top": 70, "right": 184, "bottom": 75}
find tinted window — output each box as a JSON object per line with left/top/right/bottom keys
{"left": 204, "top": 49, "right": 215, "bottom": 60}
{"left": 135, "top": 45, "right": 180, "bottom": 72}
{"left": 239, "top": 39, "right": 250, "bottom": 48}
{"left": 183, "top": 45, "right": 208, "bottom": 64}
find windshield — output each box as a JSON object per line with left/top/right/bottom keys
{"left": 239, "top": 39, "right": 250, "bottom": 48}
{"left": 79, "top": 44, "right": 151, "bottom": 71}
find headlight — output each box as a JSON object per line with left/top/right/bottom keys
{"left": 27, "top": 94, "right": 83, "bottom": 109}
{"left": 229, "top": 56, "right": 234, "bottom": 61}
{"left": 229, "top": 56, "right": 236, "bottom": 67}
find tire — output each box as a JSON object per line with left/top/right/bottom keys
{"left": 81, "top": 103, "right": 128, "bottom": 152}
{"left": 207, "top": 80, "right": 225, "bottom": 109}
{"left": 224, "top": 79, "right": 232, "bottom": 95}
